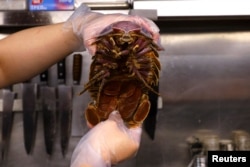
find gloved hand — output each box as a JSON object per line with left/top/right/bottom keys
{"left": 64, "top": 3, "right": 161, "bottom": 54}
{"left": 70, "top": 111, "right": 142, "bottom": 167}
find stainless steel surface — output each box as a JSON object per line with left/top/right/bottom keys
{"left": 0, "top": 11, "right": 73, "bottom": 26}
{"left": 129, "top": 9, "right": 157, "bottom": 20}
{"left": 0, "top": 0, "right": 26, "bottom": 10}
{"left": 159, "top": 31, "right": 250, "bottom": 103}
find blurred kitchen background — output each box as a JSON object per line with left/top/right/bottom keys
{"left": 1, "top": 0, "right": 250, "bottom": 167}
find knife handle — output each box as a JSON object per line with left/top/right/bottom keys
{"left": 40, "top": 70, "right": 48, "bottom": 83}
{"left": 57, "top": 59, "right": 66, "bottom": 84}
{"left": 72, "top": 54, "right": 82, "bottom": 85}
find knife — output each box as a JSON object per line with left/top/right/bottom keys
{"left": 71, "top": 54, "right": 86, "bottom": 136}
{"left": 73, "top": 54, "right": 82, "bottom": 85}
{"left": 22, "top": 82, "right": 37, "bottom": 154}
{"left": 144, "top": 85, "right": 159, "bottom": 140}
{"left": 1, "top": 89, "right": 15, "bottom": 160}
{"left": 57, "top": 59, "right": 72, "bottom": 156}
{"left": 40, "top": 70, "right": 57, "bottom": 156}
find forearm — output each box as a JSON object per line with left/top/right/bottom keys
{"left": 0, "top": 23, "right": 80, "bottom": 88}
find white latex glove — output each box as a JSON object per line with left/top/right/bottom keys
{"left": 64, "top": 3, "right": 161, "bottom": 54}
{"left": 70, "top": 111, "right": 142, "bottom": 167}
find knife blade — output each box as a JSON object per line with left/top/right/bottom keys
{"left": 22, "top": 82, "right": 37, "bottom": 154}
{"left": 144, "top": 85, "right": 159, "bottom": 140}
{"left": 71, "top": 53, "right": 87, "bottom": 136}
{"left": 57, "top": 59, "right": 72, "bottom": 156}
{"left": 1, "top": 89, "right": 15, "bottom": 160}
{"left": 40, "top": 70, "right": 57, "bottom": 156}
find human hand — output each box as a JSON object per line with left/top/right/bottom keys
{"left": 70, "top": 111, "right": 142, "bottom": 167}
{"left": 64, "top": 3, "right": 161, "bottom": 54}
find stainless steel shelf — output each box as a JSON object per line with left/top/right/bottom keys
{"left": 134, "top": 0, "right": 250, "bottom": 18}
{"left": 0, "top": 11, "right": 74, "bottom": 26}
{"left": 0, "top": 9, "right": 133, "bottom": 26}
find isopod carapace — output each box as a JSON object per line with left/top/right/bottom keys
{"left": 81, "top": 20, "right": 162, "bottom": 128}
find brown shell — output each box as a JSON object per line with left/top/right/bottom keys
{"left": 81, "top": 21, "right": 162, "bottom": 127}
